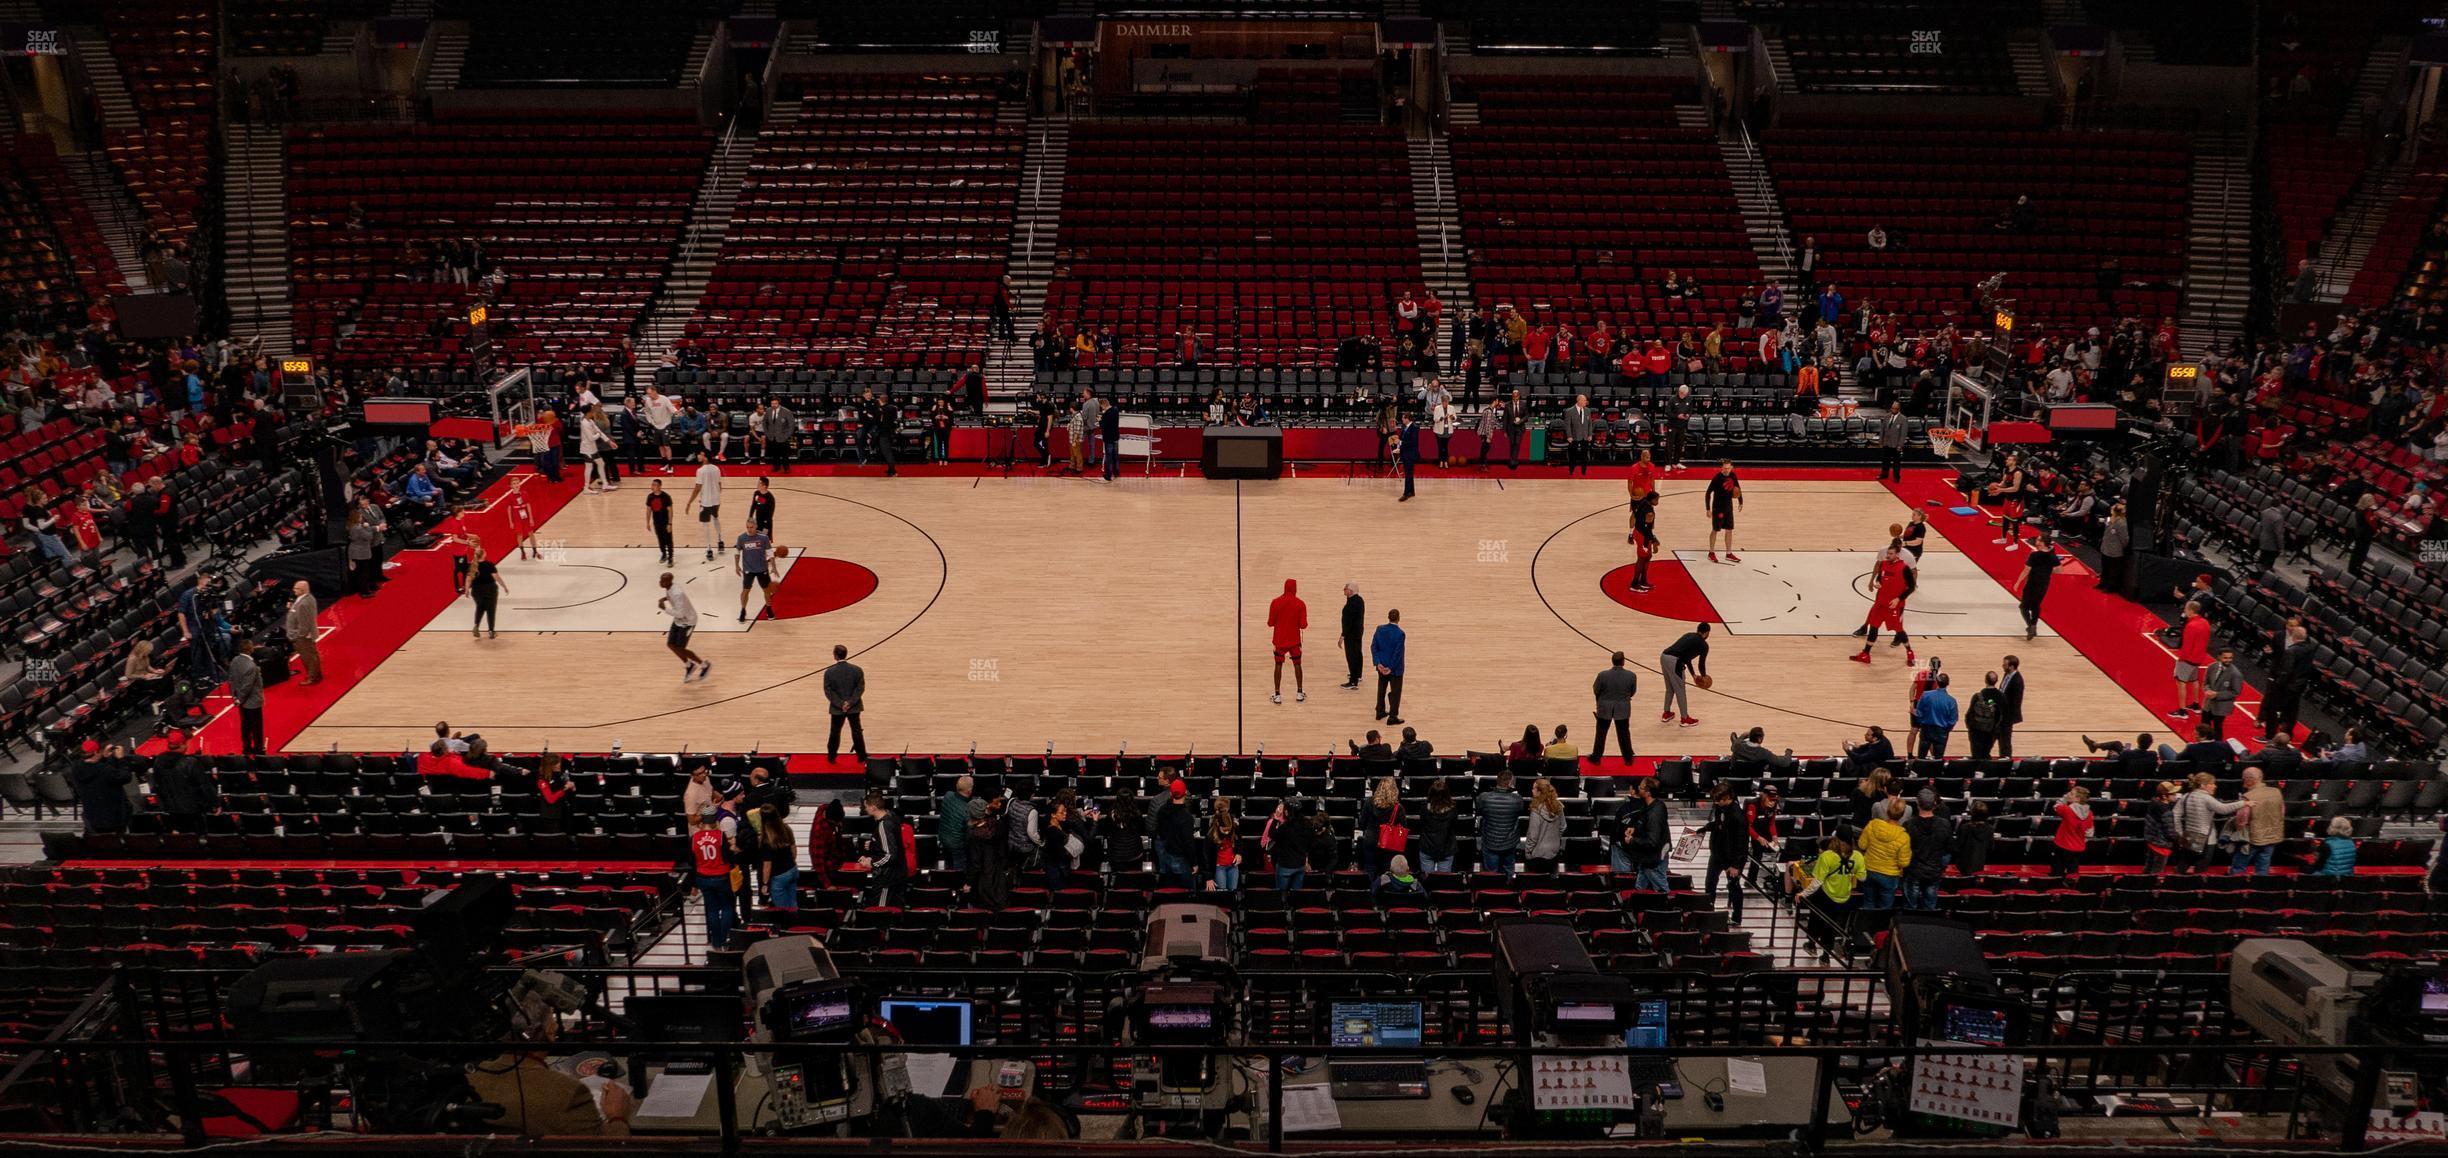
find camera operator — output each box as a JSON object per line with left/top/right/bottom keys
{"left": 465, "top": 993, "right": 634, "bottom": 1136}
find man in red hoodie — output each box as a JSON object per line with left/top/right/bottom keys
{"left": 1269, "top": 578, "right": 1307, "bottom": 704}
{"left": 2171, "top": 599, "right": 2212, "bottom": 720}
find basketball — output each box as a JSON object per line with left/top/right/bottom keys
{"left": 772, "top": 544, "right": 790, "bottom": 560}
{"left": 1693, "top": 674, "right": 1714, "bottom": 690}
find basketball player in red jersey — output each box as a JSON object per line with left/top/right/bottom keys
{"left": 1268, "top": 578, "right": 1307, "bottom": 704}
{"left": 1852, "top": 542, "right": 1917, "bottom": 665}
{"left": 507, "top": 478, "right": 541, "bottom": 560}
{"left": 1625, "top": 449, "right": 1659, "bottom": 544}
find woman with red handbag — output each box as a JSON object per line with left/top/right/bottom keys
{"left": 1357, "top": 777, "right": 1405, "bottom": 879}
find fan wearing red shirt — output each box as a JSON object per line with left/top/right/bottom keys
{"left": 1268, "top": 578, "right": 1307, "bottom": 704}
{"left": 1523, "top": 325, "right": 1554, "bottom": 374}
{"left": 2171, "top": 599, "right": 2213, "bottom": 719}
{"left": 1851, "top": 544, "right": 1917, "bottom": 665}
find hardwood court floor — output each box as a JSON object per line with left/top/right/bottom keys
{"left": 286, "top": 471, "right": 2164, "bottom": 757}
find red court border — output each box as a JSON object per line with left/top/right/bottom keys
{"left": 198, "top": 463, "right": 2258, "bottom": 759}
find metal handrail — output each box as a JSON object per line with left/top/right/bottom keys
{"left": 1735, "top": 118, "right": 1793, "bottom": 284}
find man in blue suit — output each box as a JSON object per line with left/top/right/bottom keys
{"left": 1397, "top": 413, "right": 1422, "bottom": 501}
{"left": 1371, "top": 608, "right": 1406, "bottom": 725}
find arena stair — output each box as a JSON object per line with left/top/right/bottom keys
{"left": 223, "top": 123, "right": 293, "bottom": 352}
{"left": 2313, "top": 154, "right": 2413, "bottom": 302}
{"left": 2176, "top": 131, "right": 2252, "bottom": 357}
{"left": 1721, "top": 125, "right": 1799, "bottom": 317}
{"left": 1406, "top": 132, "right": 1474, "bottom": 324}
{"left": 2008, "top": 29, "right": 2052, "bottom": 101}
{"left": 63, "top": 153, "right": 150, "bottom": 293}
{"left": 66, "top": 29, "right": 140, "bottom": 134}
{"left": 421, "top": 23, "right": 465, "bottom": 93}
{"left": 633, "top": 123, "right": 753, "bottom": 377}
{"left": 986, "top": 114, "right": 1067, "bottom": 400}
{"left": 2336, "top": 34, "right": 2411, "bottom": 141}
{"left": 1761, "top": 31, "right": 1796, "bottom": 93}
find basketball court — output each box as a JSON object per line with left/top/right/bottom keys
{"left": 263, "top": 466, "right": 2166, "bottom": 760}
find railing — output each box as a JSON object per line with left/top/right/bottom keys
{"left": 11, "top": 1016, "right": 2427, "bottom": 1153}
{"left": 1733, "top": 118, "right": 1793, "bottom": 284}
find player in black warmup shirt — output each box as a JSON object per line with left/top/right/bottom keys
{"left": 645, "top": 480, "right": 675, "bottom": 565}
{"left": 749, "top": 477, "right": 776, "bottom": 535}
{"left": 2012, "top": 528, "right": 2057, "bottom": 640}
{"left": 1704, "top": 460, "right": 1743, "bottom": 563}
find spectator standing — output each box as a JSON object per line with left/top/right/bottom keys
{"left": 1996, "top": 655, "right": 2024, "bottom": 758}
{"left": 1858, "top": 797, "right": 1912, "bottom": 910}
{"left": 1266, "top": 801, "right": 1314, "bottom": 890}
{"left": 2229, "top": 767, "right": 2286, "bottom": 875}
{"left": 688, "top": 808, "right": 735, "bottom": 955}
{"left": 284, "top": 581, "right": 321, "bottom": 684}
{"left": 1964, "top": 672, "right": 2006, "bottom": 760}
{"left": 2202, "top": 649, "right": 2241, "bottom": 738}
{"left": 67, "top": 742, "right": 132, "bottom": 834}
{"left": 2049, "top": 787, "right": 2093, "bottom": 877}
{"left": 1154, "top": 778, "right": 1200, "bottom": 890}
{"left": 1612, "top": 778, "right": 1669, "bottom": 890}
{"left": 2095, "top": 503, "right": 2130, "bottom": 593}
{"left": 938, "top": 776, "right": 975, "bottom": 873}
{"left": 1474, "top": 771, "right": 1526, "bottom": 873}
{"left": 2262, "top": 624, "right": 2313, "bottom": 741}
{"left": 1414, "top": 779, "right": 1459, "bottom": 872}
{"left": 226, "top": 635, "right": 266, "bottom": 755}
{"left": 2140, "top": 781, "right": 2179, "bottom": 874}
{"left": 1901, "top": 791, "right": 1952, "bottom": 911}
{"left": 1876, "top": 408, "right": 1908, "bottom": 481}
{"left": 1370, "top": 609, "right": 1406, "bottom": 725}
{"left": 1911, "top": 673, "right": 1958, "bottom": 757}
{"left": 2171, "top": 601, "right": 2212, "bottom": 720}
{"left": 2254, "top": 506, "right": 2287, "bottom": 573}
{"left": 759, "top": 805, "right": 799, "bottom": 912}
{"left": 1522, "top": 777, "right": 1564, "bottom": 873}
{"left": 856, "top": 791, "right": 907, "bottom": 906}
{"left": 1949, "top": 803, "right": 1995, "bottom": 876}
{"left": 1208, "top": 798, "right": 1242, "bottom": 891}
{"left": 1695, "top": 783, "right": 1750, "bottom": 921}
{"left": 1099, "top": 793, "right": 1146, "bottom": 872}
{"left": 1356, "top": 776, "right": 1404, "bottom": 878}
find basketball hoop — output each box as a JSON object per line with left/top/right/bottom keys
{"left": 1928, "top": 426, "right": 1969, "bottom": 458}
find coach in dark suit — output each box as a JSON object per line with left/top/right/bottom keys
{"left": 1338, "top": 582, "right": 1365, "bottom": 690}
{"left": 1591, "top": 651, "right": 1638, "bottom": 763}
{"left": 1397, "top": 416, "right": 1422, "bottom": 501}
{"left": 1560, "top": 394, "right": 1595, "bottom": 475}
{"left": 822, "top": 644, "right": 867, "bottom": 761}
{"left": 1996, "top": 655, "right": 2025, "bottom": 759}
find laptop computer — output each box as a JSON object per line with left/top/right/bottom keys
{"left": 1325, "top": 1000, "right": 1430, "bottom": 1099}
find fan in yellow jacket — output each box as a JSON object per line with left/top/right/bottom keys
{"left": 1858, "top": 796, "right": 1914, "bottom": 910}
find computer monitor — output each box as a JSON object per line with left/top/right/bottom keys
{"left": 879, "top": 998, "right": 975, "bottom": 1048}
{"left": 1624, "top": 998, "right": 1670, "bottom": 1049}
{"left": 1938, "top": 1001, "right": 2010, "bottom": 1047}
{"left": 628, "top": 994, "right": 744, "bottom": 1045}
{"left": 2422, "top": 975, "right": 2448, "bottom": 1015}
{"left": 769, "top": 981, "right": 857, "bottom": 1043}
{"left": 1328, "top": 1001, "right": 1424, "bottom": 1050}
